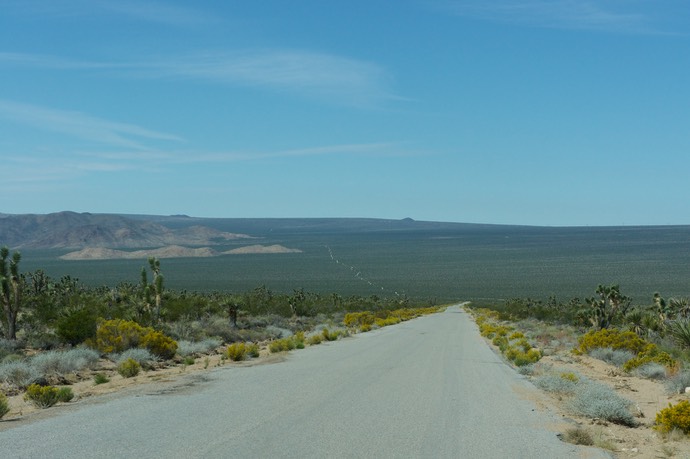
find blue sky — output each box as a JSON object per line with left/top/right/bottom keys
{"left": 1, "top": 0, "right": 688, "bottom": 226}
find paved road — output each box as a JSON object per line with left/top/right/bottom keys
{"left": 1, "top": 305, "right": 610, "bottom": 458}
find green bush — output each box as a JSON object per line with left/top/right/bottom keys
{"left": 0, "top": 392, "right": 9, "bottom": 419}
{"left": 655, "top": 401, "right": 690, "bottom": 434}
{"left": 93, "top": 373, "right": 110, "bottom": 385}
{"left": 56, "top": 308, "right": 98, "bottom": 345}
{"left": 24, "top": 384, "right": 60, "bottom": 408}
{"left": 117, "top": 358, "right": 141, "bottom": 378}
{"left": 57, "top": 387, "right": 74, "bottom": 403}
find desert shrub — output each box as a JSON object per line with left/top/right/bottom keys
{"left": 634, "top": 362, "right": 667, "bottom": 380}
{"left": 568, "top": 382, "right": 636, "bottom": 426}
{"left": 139, "top": 330, "right": 177, "bottom": 360}
{"left": 269, "top": 337, "right": 295, "bottom": 353}
{"left": 360, "top": 324, "right": 372, "bottom": 333}
{"left": 29, "top": 351, "right": 65, "bottom": 376}
{"left": 575, "top": 328, "right": 647, "bottom": 355}
{"left": 0, "top": 360, "right": 40, "bottom": 388}
{"left": 176, "top": 338, "right": 221, "bottom": 357}
{"left": 589, "top": 347, "right": 636, "bottom": 367}
{"left": 24, "top": 384, "right": 60, "bottom": 408}
{"left": 0, "top": 339, "right": 21, "bottom": 361}
{"left": 665, "top": 370, "right": 690, "bottom": 394}
{"left": 0, "top": 392, "right": 9, "bottom": 419}
{"left": 533, "top": 374, "right": 579, "bottom": 394}
{"left": 622, "top": 344, "right": 675, "bottom": 372}
{"left": 655, "top": 401, "right": 690, "bottom": 434}
{"left": 246, "top": 343, "right": 260, "bottom": 358}
{"left": 492, "top": 336, "right": 509, "bottom": 352}
{"left": 562, "top": 427, "right": 594, "bottom": 446}
{"left": 94, "top": 319, "right": 144, "bottom": 353}
{"left": 374, "top": 317, "right": 401, "bottom": 328}
{"left": 56, "top": 308, "right": 98, "bottom": 345}
{"left": 560, "top": 372, "right": 579, "bottom": 383}
{"left": 115, "top": 348, "right": 157, "bottom": 369}
{"left": 93, "top": 373, "right": 110, "bottom": 385}
{"left": 56, "top": 387, "right": 74, "bottom": 403}
{"left": 294, "top": 331, "right": 305, "bottom": 348}
{"left": 31, "top": 348, "right": 100, "bottom": 376}
{"left": 307, "top": 334, "right": 323, "bottom": 345}
{"left": 344, "top": 312, "right": 375, "bottom": 328}
{"left": 117, "top": 358, "right": 140, "bottom": 378}
{"left": 226, "top": 343, "right": 246, "bottom": 361}
{"left": 182, "top": 356, "right": 195, "bottom": 366}
{"left": 505, "top": 347, "right": 541, "bottom": 367}
{"left": 322, "top": 328, "right": 339, "bottom": 342}
{"left": 479, "top": 322, "right": 513, "bottom": 339}
{"left": 509, "top": 331, "right": 525, "bottom": 340}
{"left": 514, "top": 338, "right": 532, "bottom": 352}
{"left": 93, "top": 319, "right": 177, "bottom": 360}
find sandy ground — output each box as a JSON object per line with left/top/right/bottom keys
{"left": 488, "top": 342, "right": 690, "bottom": 458}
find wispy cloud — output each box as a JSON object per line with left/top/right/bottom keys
{"left": 5, "top": 0, "right": 213, "bottom": 26}
{"left": 177, "top": 142, "right": 405, "bottom": 164}
{"left": 0, "top": 100, "right": 183, "bottom": 150}
{"left": 0, "top": 50, "right": 398, "bottom": 107}
{"left": 147, "top": 50, "right": 394, "bottom": 104}
{"left": 440, "top": 0, "right": 668, "bottom": 34}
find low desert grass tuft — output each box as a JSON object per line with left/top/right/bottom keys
{"left": 93, "top": 373, "right": 110, "bottom": 385}
{"left": 562, "top": 426, "right": 594, "bottom": 446}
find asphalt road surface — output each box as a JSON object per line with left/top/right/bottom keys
{"left": 1, "top": 305, "right": 610, "bottom": 458}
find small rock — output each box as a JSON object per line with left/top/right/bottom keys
{"left": 631, "top": 447, "right": 638, "bottom": 453}
{"left": 684, "top": 387, "right": 690, "bottom": 394}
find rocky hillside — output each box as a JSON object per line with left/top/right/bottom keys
{"left": 0, "top": 211, "right": 252, "bottom": 249}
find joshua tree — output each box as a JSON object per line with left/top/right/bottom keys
{"left": 0, "top": 246, "right": 22, "bottom": 340}
{"left": 585, "top": 284, "right": 631, "bottom": 330}
{"left": 148, "top": 257, "right": 164, "bottom": 321}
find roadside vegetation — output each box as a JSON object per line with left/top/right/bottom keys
{"left": 468, "top": 284, "right": 690, "bottom": 452}
{"left": 0, "top": 246, "right": 440, "bottom": 419}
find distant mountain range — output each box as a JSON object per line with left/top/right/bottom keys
{"left": 0, "top": 211, "right": 253, "bottom": 249}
